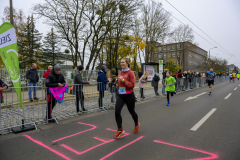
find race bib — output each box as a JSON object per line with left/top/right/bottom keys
{"left": 118, "top": 87, "right": 126, "bottom": 94}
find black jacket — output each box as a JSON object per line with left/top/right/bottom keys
{"left": 162, "top": 72, "right": 166, "bottom": 79}
{"left": 74, "top": 71, "right": 88, "bottom": 91}
{"left": 26, "top": 68, "right": 39, "bottom": 83}
{"left": 0, "top": 79, "right": 8, "bottom": 88}
{"left": 46, "top": 68, "right": 66, "bottom": 88}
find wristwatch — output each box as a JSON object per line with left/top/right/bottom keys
{"left": 122, "top": 79, "right": 124, "bottom": 82}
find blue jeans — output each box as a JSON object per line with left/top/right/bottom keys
{"left": 29, "top": 82, "right": 37, "bottom": 98}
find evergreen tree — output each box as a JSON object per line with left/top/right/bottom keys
{"left": 18, "top": 15, "right": 42, "bottom": 69}
{"left": 40, "top": 28, "right": 65, "bottom": 67}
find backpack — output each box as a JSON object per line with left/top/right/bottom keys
{"left": 71, "top": 73, "right": 73, "bottom": 79}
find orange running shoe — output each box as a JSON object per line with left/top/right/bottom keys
{"left": 114, "top": 129, "right": 125, "bottom": 139}
{"left": 134, "top": 122, "right": 140, "bottom": 133}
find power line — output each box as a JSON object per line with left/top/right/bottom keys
{"left": 165, "top": 0, "right": 233, "bottom": 55}
{"left": 150, "top": 0, "right": 238, "bottom": 66}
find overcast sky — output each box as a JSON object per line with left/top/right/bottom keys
{"left": 1, "top": 0, "right": 240, "bottom": 67}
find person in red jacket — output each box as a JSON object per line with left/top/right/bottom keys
{"left": 43, "top": 66, "right": 53, "bottom": 78}
{"left": 114, "top": 58, "right": 139, "bottom": 139}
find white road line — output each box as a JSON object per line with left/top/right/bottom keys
{"left": 190, "top": 108, "right": 217, "bottom": 131}
{"left": 224, "top": 93, "right": 232, "bottom": 99}
{"left": 234, "top": 87, "right": 238, "bottom": 90}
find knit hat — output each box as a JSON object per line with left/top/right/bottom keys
{"left": 78, "top": 65, "right": 84, "bottom": 71}
{"left": 111, "top": 68, "right": 116, "bottom": 75}
{"left": 101, "top": 65, "right": 107, "bottom": 72}
{"left": 54, "top": 65, "right": 61, "bottom": 71}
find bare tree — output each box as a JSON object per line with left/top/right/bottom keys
{"left": 33, "top": 0, "right": 87, "bottom": 66}
{"left": 142, "top": 1, "right": 172, "bottom": 62}
{"left": 169, "top": 24, "right": 197, "bottom": 70}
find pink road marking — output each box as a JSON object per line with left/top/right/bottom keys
{"left": 23, "top": 135, "right": 72, "bottom": 160}
{"left": 52, "top": 122, "right": 97, "bottom": 143}
{"left": 61, "top": 128, "right": 129, "bottom": 155}
{"left": 99, "top": 136, "right": 144, "bottom": 160}
{"left": 93, "top": 137, "right": 113, "bottom": 143}
{"left": 154, "top": 140, "right": 218, "bottom": 160}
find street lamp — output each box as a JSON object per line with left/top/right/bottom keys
{"left": 209, "top": 47, "right": 217, "bottom": 59}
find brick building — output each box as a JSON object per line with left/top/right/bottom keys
{"left": 148, "top": 41, "right": 208, "bottom": 72}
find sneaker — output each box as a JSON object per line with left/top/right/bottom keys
{"left": 48, "top": 119, "right": 56, "bottom": 123}
{"left": 156, "top": 93, "right": 160, "bottom": 96}
{"left": 34, "top": 97, "right": 39, "bottom": 100}
{"left": 29, "top": 98, "right": 33, "bottom": 102}
{"left": 82, "top": 109, "right": 88, "bottom": 112}
{"left": 114, "top": 129, "right": 125, "bottom": 139}
{"left": 209, "top": 92, "right": 211, "bottom": 95}
{"left": 134, "top": 123, "right": 140, "bottom": 133}
{"left": 167, "top": 102, "right": 170, "bottom": 106}
{"left": 174, "top": 91, "right": 177, "bottom": 95}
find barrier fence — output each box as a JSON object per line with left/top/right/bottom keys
{"left": 0, "top": 76, "right": 229, "bottom": 134}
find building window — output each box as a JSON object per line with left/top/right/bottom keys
{"left": 168, "top": 53, "right": 171, "bottom": 58}
{"left": 172, "top": 52, "right": 175, "bottom": 57}
{"left": 149, "top": 54, "right": 151, "bottom": 58}
{"left": 164, "top": 46, "right": 166, "bottom": 50}
{"left": 172, "top": 45, "right": 175, "bottom": 50}
{"left": 158, "top": 54, "right": 161, "bottom": 58}
{"left": 164, "top": 53, "right": 166, "bottom": 58}
{"left": 154, "top": 53, "right": 157, "bottom": 59}
{"left": 177, "top": 52, "right": 180, "bottom": 56}
{"left": 159, "top": 47, "right": 162, "bottom": 51}
{"left": 177, "top": 44, "right": 181, "bottom": 49}
{"left": 168, "top": 46, "right": 171, "bottom": 50}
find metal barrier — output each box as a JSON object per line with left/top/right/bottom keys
{"left": 0, "top": 76, "right": 229, "bottom": 134}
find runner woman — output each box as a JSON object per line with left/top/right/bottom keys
{"left": 165, "top": 71, "right": 177, "bottom": 106}
{"left": 207, "top": 68, "right": 215, "bottom": 95}
{"left": 114, "top": 58, "right": 139, "bottom": 139}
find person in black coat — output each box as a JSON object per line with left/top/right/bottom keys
{"left": 45, "top": 65, "right": 66, "bottom": 122}
{"left": 0, "top": 79, "right": 8, "bottom": 103}
{"left": 152, "top": 74, "right": 160, "bottom": 95}
{"left": 74, "top": 65, "right": 90, "bottom": 113}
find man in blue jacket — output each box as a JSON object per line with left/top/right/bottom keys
{"left": 97, "top": 65, "right": 111, "bottom": 109}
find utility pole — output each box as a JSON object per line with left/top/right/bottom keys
{"left": 10, "top": 0, "right": 14, "bottom": 26}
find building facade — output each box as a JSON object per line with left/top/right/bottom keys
{"left": 149, "top": 41, "right": 208, "bottom": 72}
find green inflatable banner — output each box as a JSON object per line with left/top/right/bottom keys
{"left": 0, "top": 22, "right": 22, "bottom": 108}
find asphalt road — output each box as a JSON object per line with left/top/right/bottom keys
{"left": 1, "top": 80, "right": 240, "bottom": 160}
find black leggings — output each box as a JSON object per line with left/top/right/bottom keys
{"left": 115, "top": 92, "right": 138, "bottom": 129}
{"left": 167, "top": 91, "right": 174, "bottom": 103}
{"left": 76, "top": 91, "right": 85, "bottom": 112}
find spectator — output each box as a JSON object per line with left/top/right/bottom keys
{"left": 46, "top": 65, "right": 66, "bottom": 122}
{"left": 74, "top": 65, "right": 90, "bottom": 113}
{"left": 176, "top": 69, "right": 182, "bottom": 92}
{"left": 0, "top": 79, "right": 8, "bottom": 103}
{"left": 26, "top": 63, "right": 39, "bottom": 102}
{"left": 138, "top": 70, "right": 143, "bottom": 80}
{"left": 110, "top": 68, "right": 118, "bottom": 106}
{"left": 162, "top": 69, "right": 168, "bottom": 95}
{"left": 97, "top": 65, "right": 111, "bottom": 109}
{"left": 138, "top": 71, "right": 149, "bottom": 100}
{"left": 72, "top": 66, "right": 78, "bottom": 95}
{"left": 43, "top": 66, "right": 53, "bottom": 78}
{"left": 182, "top": 71, "right": 188, "bottom": 91}
{"left": 151, "top": 73, "right": 160, "bottom": 96}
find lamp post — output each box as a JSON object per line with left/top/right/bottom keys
{"left": 209, "top": 47, "right": 217, "bottom": 60}
{"left": 208, "top": 47, "right": 217, "bottom": 70}
{"left": 9, "top": 0, "right": 14, "bottom": 26}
